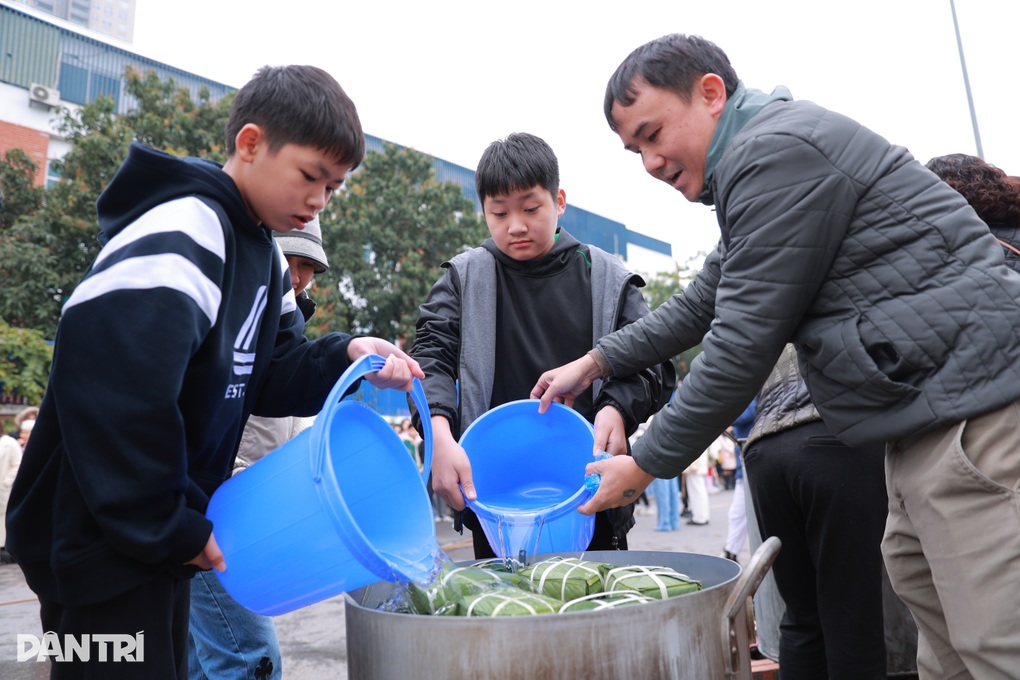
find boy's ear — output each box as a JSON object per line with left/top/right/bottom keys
{"left": 699, "top": 74, "right": 728, "bottom": 117}
{"left": 234, "top": 123, "right": 266, "bottom": 162}
{"left": 555, "top": 188, "right": 567, "bottom": 217}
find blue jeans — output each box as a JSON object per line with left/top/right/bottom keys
{"left": 188, "top": 569, "right": 281, "bottom": 679}
{"left": 650, "top": 476, "right": 679, "bottom": 530}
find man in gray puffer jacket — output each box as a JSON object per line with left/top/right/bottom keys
{"left": 532, "top": 33, "right": 1020, "bottom": 678}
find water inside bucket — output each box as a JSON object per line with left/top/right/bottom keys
{"left": 480, "top": 483, "right": 577, "bottom": 511}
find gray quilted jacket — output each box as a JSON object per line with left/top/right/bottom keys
{"left": 601, "top": 83, "right": 1020, "bottom": 478}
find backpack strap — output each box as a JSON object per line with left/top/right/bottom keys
{"left": 998, "top": 239, "right": 1020, "bottom": 258}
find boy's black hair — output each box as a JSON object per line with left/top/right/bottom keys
{"left": 225, "top": 65, "right": 365, "bottom": 169}
{"left": 604, "top": 34, "right": 739, "bottom": 132}
{"left": 475, "top": 132, "right": 559, "bottom": 204}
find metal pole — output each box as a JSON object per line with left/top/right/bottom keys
{"left": 950, "top": 0, "right": 984, "bottom": 158}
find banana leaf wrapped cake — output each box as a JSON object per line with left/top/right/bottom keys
{"left": 604, "top": 565, "right": 702, "bottom": 599}
{"left": 408, "top": 563, "right": 530, "bottom": 615}
{"left": 518, "top": 556, "right": 610, "bottom": 600}
{"left": 438, "top": 564, "right": 531, "bottom": 596}
{"left": 457, "top": 589, "right": 564, "bottom": 617}
{"left": 559, "top": 590, "right": 656, "bottom": 612}
{"left": 402, "top": 558, "right": 703, "bottom": 617}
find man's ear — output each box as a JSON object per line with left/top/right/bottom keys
{"left": 699, "top": 74, "right": 728, "bottom": 117}
{"left": 233, "top": 124, "right": 265, "bottom": 162}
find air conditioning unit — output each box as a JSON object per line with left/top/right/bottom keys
{"left": 29, "top": 83, "right": 60, "bottom": 108}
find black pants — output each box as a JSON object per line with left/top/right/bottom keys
{"left": 744, "top": 420, "right": 887, "bottom": 680}
{"left": 40, "top": 573, "right": 190, "bottom": 679}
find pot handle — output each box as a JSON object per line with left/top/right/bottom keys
{"left": 720, "top": 536, "right": 781, "bottom": 678}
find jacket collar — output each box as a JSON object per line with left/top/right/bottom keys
{"left": 699, "top": 81, "right": 794, "bottom": 205}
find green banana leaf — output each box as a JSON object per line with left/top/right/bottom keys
{"left": 519, "top": 557, "right": 609, "bottom": 600}
{"left": 604, "top": 565, "right": 703, "bottom": 600}
{"left": 409, "top": 563, "right": 530, "bottom": 614}
{"left": 456, "top": 589, "right": 564, "bottom": 617}
{"left": 559, "top": 590, "right": 656, "bottom": 613}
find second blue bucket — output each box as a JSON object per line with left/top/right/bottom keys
{"left": 460, "top": 400, "right": 596, "bottom": 559}
{"left": 206, "top": 354, "right": 436, "bottom": 616}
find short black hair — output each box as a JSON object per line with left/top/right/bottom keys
{"left": 604, "top": 34, "right": 739, "bottom": 132}
{"left": 475, "top": 132, "right": 559, "bottom": 204}
{"left": 225, "top": 65, "right": 365, "bottom": 169}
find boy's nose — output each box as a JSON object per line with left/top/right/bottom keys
{"left": 308, "top": 190, "right": 328, "bottom": 212}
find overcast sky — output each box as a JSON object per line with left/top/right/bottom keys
{"left": 132, "top": 0, "right": 1018, "bottom": 270}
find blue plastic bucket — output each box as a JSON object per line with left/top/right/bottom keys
{"left": 460, "top": 400, "right": 596, "bottom": 560}
{"left": 206, "top": 354, "right": 436, "bottom": 616}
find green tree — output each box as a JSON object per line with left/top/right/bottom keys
{"left": 0, "top": 150, "right": 56, "bottom": 330}
{"left": 1, "top": 148, "right": 45, "bottom": 229}
{"left": 0, "top": 319, "right": 53, "bottom": 404}
{"left": 642, "top": 267, "right": 683, "bottom": 311}
{"left": 312, "top": 144, "right": 487, "bottom": 344}
{"left": 640, "top": 251, "right": 711, "bottom": 381}
{"left": 0, "top": 68, "right": 233, "bottom": 337}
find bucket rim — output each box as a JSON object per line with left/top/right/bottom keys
{"left": 459, "top": 399, "right": 593, "bottom": 441}
{"left": 459, "top": 400, "right": 596, "bottom": 519}
{"left": 460, "top": 399, "right": 597, "bottom": 556}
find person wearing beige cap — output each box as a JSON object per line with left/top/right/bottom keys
{"left": 274, "top": 216, "right": 329, "bottom": 322}
{"left": 16, "top": 418, "right": 34, "bottom": 450}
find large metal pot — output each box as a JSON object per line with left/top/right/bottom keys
{"left": 344, "top": 538, "right": 780, "bottom": 679}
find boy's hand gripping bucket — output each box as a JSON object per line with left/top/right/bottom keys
{"left": 206, "top": 354, "right": 436, "bottom": 616}
{"left": 460, "top": 400, "right": 596, "bottom": 561}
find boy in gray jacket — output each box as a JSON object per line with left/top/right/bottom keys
{"left": 532, "top": 34, "right": 1020, "bottom": 678}
{"left": 410, "top": 132, "right": 673, "bottom": 558}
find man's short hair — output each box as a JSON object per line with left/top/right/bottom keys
{"left": 475, "top": 132, "right": 560, "bottom": 204}
{"left": 225, "top": 65, "right": 365, "bottom": 169}
{"left": 604, "top": 34, "right": 739, "bottom": 132}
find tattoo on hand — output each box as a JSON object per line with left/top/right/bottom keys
{"left": 622, "top": 489, "right": 636, "bottom": 498}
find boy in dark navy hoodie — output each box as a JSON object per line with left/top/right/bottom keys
{"left": 5, "top": 65, "right": 422, "bottom": 678}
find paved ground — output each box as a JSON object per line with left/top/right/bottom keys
{"left": 0, "top": 486, "right": 748, "bottom": 679}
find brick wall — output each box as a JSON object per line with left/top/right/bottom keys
{"left": 0, "top": 121, "right": 50, "bottom": 186}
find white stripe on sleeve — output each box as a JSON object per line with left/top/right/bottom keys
{"left": 64, "top": 254, "right": 222, "bottom": 325}
{"left": 95, "top": 197, "right": 227, "bottom": 267}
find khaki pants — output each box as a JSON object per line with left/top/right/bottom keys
{"left": 884, "top": 399, "right": 1020, "bottom": 679}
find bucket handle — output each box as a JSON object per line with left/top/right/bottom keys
{"left": 719, "top": 536, "right": 781, "bottom": 678}
{"left": 312, "top": 353, "right": 433, "bottom": 485}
